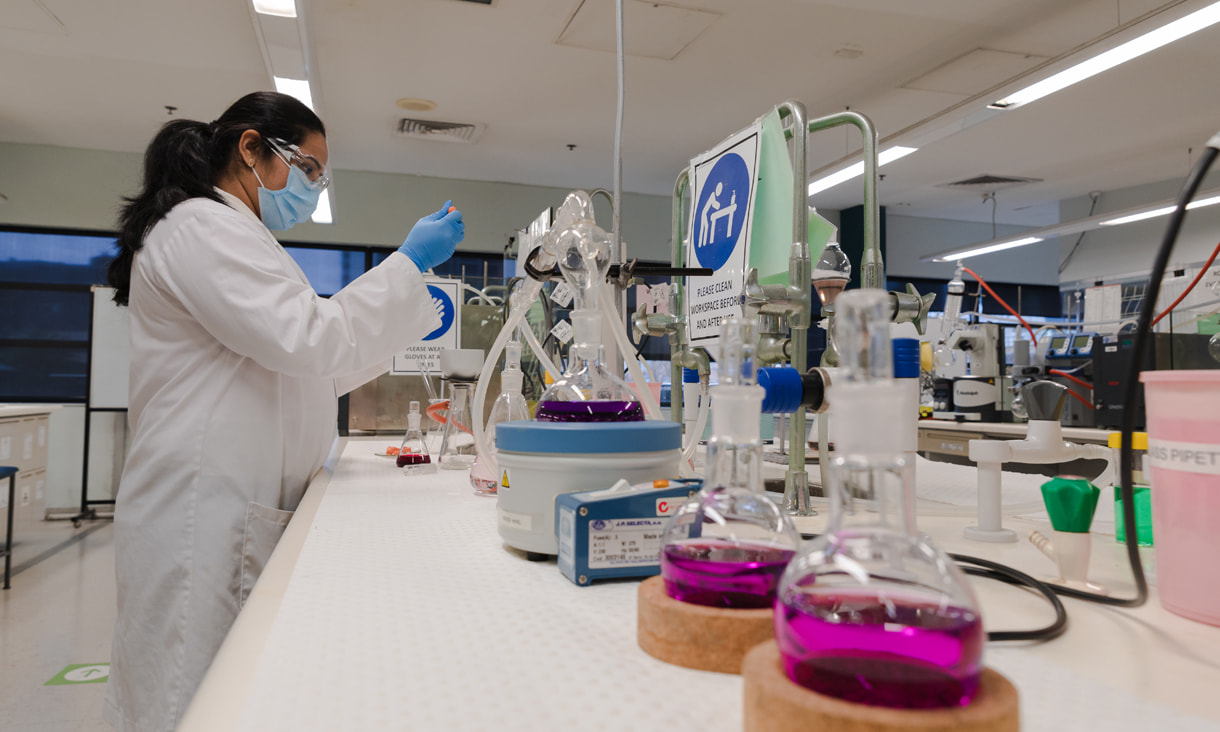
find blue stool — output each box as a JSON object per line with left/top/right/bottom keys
{"left": 1, "top": 466, "right": 15, "bottom": 590}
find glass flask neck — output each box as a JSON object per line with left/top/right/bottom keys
{"left": 828, "top": 453, "right": 917, "bottom": 536}
{"left": 705, "top": 436, "right": 763, "bottom": 493}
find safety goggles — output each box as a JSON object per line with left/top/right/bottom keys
{"left": 267, "top": 137, "right": 331, "bottom": 191}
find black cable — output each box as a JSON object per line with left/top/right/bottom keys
{"left": 633, "top": 333, "right": 650, "bottom": 360}
{"left": 950, "top": 553, "right": 1068, "bottom": 642}
{"left": 1059, "top": 192, "right": 1101, "bottom": 274}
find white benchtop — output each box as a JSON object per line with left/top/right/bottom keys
{"left": 919, "top": 418, "right": 1112, "bottom": 444}
{"left": 181, "top": 437, "right": 1220, "bottom": 731}
{"left": 0, "top": 404, "right": 59, "bottom": 419}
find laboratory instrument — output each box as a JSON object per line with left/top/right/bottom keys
{"left": 556, "top": 478, "right": 700, "bottom": 586}
{"left": 1028, "top": 476, "right": 1106, "bottom": 594}
{"left": 775, "top": 289, "right": 985, "bottom": 709}
{"left": 967, "top": 381, "right": 1111, "bottom": 542}
{"left": 397, "top": 401, "right": 436, "bottom": 475}
{"left": 534, "top": 190, "right": 644, "bottom": 423}
{"left": 470, "top": 341, "right": 530, "bottom": 495}
{"left": 495, "top": 420, "right": 682, "bottom": 558}
{"left": 659, "top": 317, "right": 801, "bottom": 609}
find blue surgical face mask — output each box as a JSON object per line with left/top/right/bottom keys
{"left": 250, "top": 162, "right": 321, "bottom": 231}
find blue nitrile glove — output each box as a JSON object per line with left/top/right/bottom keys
{"left": 398, "top": 200, "right": 465, "bottom": 271}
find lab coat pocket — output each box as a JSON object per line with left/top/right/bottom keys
{"left": 239, "top": 501, "right": 294, "bottom": 608}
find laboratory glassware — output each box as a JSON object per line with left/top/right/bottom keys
{"left": 774, "top": 290, "right": 984, "bottom": 709}
{"left": 471, "top": 341, "right": 531, "bottom": 494}
{"left": 534, "top": 190, "right": 644, "bottom": 423}
{"left": 438, "top": 381, "right": 478, "bottom": 470}
{"left": 397, "top": 401, "right": 436, "bottom": 474}
{"left": 659, "top": 317, "right": 801, "bottom": 608}
{"left": 811, "top": 238, "right": 851, "bottom": 311}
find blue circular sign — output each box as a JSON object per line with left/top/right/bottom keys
{"left": 693, "top": 152, "right": 751, "bottom": 271}
{"left": 423, "top": 285, "right": 455, "bottom": 341}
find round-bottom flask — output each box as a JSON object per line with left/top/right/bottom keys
{"left": 774, "top": 289, "right": 984, "bottom": 710}
{"left": 534, "top": 337, "right": 643, "bottom": 423}
{"left": 659, "top": 316, "right": 800, "bottom": 609}
{"left": 775, "top": 505, "right": 984, "bottom": 708}
{"left": 661, "top": 486, "right": 800, "bottom": 609}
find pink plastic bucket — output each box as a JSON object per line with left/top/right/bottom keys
{"left": 1140, "top": 370, "right": 1220, "bottom": 626}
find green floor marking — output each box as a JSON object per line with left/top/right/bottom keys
{"left": 45, "top": 663, "right": 109, "bottom": 685}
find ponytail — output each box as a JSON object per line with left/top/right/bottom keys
{"left": 109, "top": 92, "right": 325, "bottom": 305}
{"left": 109, "top": 120, "right": 219, "bottom": 305}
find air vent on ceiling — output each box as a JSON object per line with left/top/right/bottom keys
{"left": 396, "top": 118, "right": 484, "bottom": 144}
{"left": 937, "top": 174, "right": 1042, "bottom": 191}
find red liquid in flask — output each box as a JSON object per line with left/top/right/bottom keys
{"left": 660, "top": 540, "right": 795, "bottom": 609}
{"left": 775, "top": 590, "right": 984, "bottom": 709}
{"left": 534, "top": 400, "right": 644, "bottom": 423}
{"left": 396, "top": 453, "right": 431, "bottom": 468}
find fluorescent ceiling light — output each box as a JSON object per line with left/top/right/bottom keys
{"left": 1099, "top": 206, "right": 1177, "bottom": 226}
{"left": 311, "top": 188, "right": 333, "bottom": 225}
{"left": 1188, "top": 194, "right": 1220, "bottom": 209}
{"left": 923, "top": 186, "right": 1220, "bottom": 262}
{"left": 253, "top": 0, "right": 297, "bottom": 18}
{"left": 274, "top": 76, "right": 314, "bottom": 110}
{"left": 991, "top": 1, "right": 1220, "bottom": 109}
{"left": 934, "top": 237, "right": 1044, "bottom": 262}
{"left": 807, "top": 146, "right": 917, "bottom": 196}
{"left": 1100, "top": 193, "right": 1220, "bottom": 225}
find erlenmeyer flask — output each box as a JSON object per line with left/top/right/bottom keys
{"left": 659, "top": 317, "right": 801, "bottom": 608}
{"left": 774, "top": 290, "right": 984, "bottom": 709}
{"left": 438, "top": 381, "right": 477, "bottom": 470}
{"left": 397, "top": 401, "right": 436, "bottom": 475}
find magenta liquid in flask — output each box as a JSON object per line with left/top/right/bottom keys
{"left": 661, "top": 538, "right": 795, "bottom": 609}
{"left": 774, "top": 289, "right": 984, "bottom": 709}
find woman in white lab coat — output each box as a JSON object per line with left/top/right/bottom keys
{"left": 102, "top": 91, "right": 464, "bottom": 732}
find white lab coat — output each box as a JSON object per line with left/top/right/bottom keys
{"left": 103, "top": 189, "right": 440, "bottom": 732}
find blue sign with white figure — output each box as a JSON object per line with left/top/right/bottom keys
{"left": 423, "top": 284, "right": 455, "bottom": 341}
{"left": 684, "top": 123, "right": 760, "bottom": 347}
{"left": 693, "top": 152, "right": 750, "bottom": 271}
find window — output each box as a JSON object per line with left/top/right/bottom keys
{"left": 282, "top": 244, "right": 367, "bottom": 296}
{"left": 0, "top": 228, "right": 117, "bottom": 401}
{"left": 0, "top": 224, "right": 520, "bottom": 401}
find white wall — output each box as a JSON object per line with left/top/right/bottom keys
{"left": 884, "top": 213, "right": 1060, "bottom": 285}
{"left": 0, "top": 141, "right": 675, "bottom": 261}
{"left": 1058, "top": 172, "right": 1220, "bottom": 286}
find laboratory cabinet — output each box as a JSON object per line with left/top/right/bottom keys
{"left": 0, "top": 411, "right": 51, "bottom": 531}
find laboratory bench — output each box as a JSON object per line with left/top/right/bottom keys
{"left": 181, "top": 437, "right": 1220, "bottom": 731}
{"left": 918, "top": 418, "right": 1112, "bottom": 478}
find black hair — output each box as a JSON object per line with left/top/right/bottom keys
{"left": 108, "top": 91, "right": 325, "bottom": 305}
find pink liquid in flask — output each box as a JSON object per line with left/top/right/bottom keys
{"left": 660, "top": 539, "right": 795, "bottom": 609}
{"left": 775, "top": 590, "right": 984, "bottom": 709}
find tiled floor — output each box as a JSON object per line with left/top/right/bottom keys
{"left": 0, "top": 517, "right": 116, "bottom": 732}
